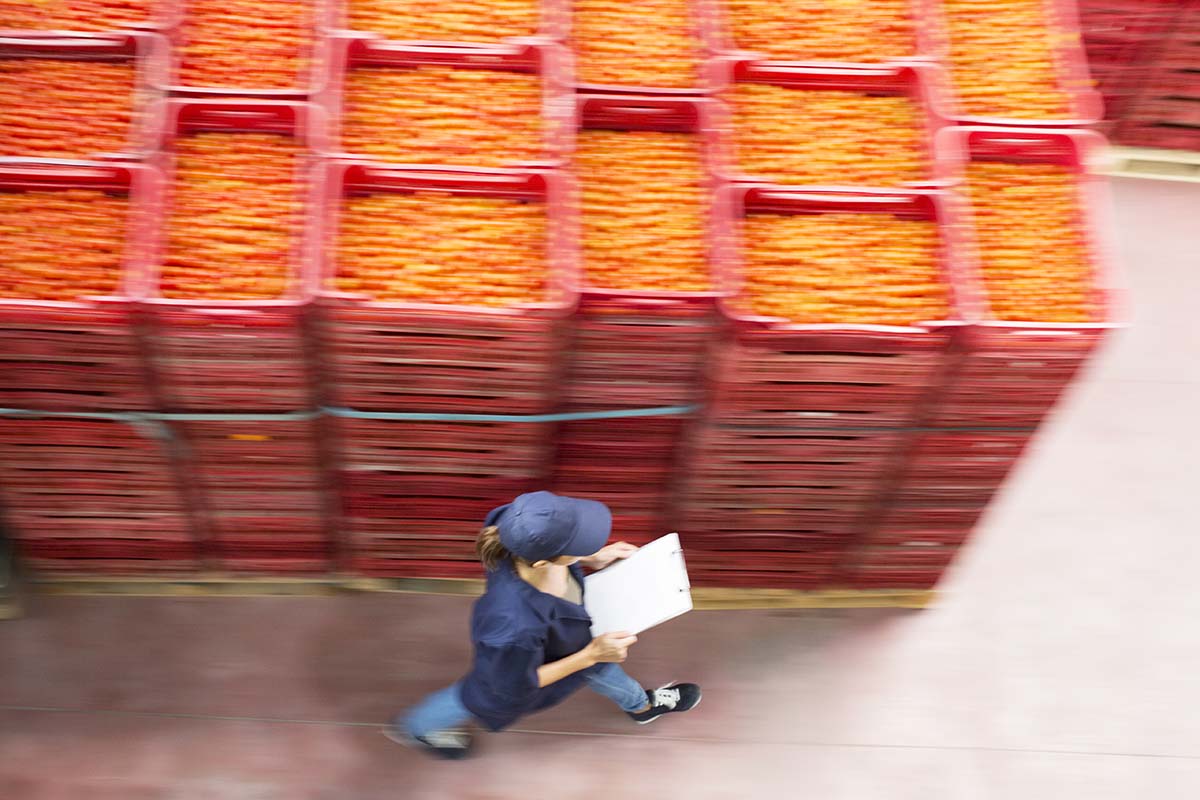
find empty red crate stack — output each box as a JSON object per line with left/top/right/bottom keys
{"left": 843, "top": 128, "right": 1120, "bottom": 590}
{"left": 141, "top": 99, "right": 320, "bottom": 413}
{"left": 331, "top": 417, "right": 553, "bottom": 577}
{"left": 1079, "top": 0, "right": 1180, "bottom": 126}
{"left": 174, "top": 416, "right": 330, "bottom": 572}
{"left": 552, "top": 96, "right": 724, "bottom": 540}
{"left": 1113, "top": 3, "right": 1200, "bottom": 148}
{"left": 0, "top": 160, "right": 161, "bottom": 411}
{"left": 679, "top": 186, "right": 972, "bottom": 588}
{"left": 0, "top": 416, "right": 197, "bottom": 573}
{"left": 310, "top": 164, "right": 572, "bottom": 576}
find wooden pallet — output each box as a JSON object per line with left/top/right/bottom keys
{"left": 31, "top": 573, "right": 935, "bottom": 609}
{"left": 1100, "top": 145, "right": 1200, "bottom": 182}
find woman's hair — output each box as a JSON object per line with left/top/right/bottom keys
{"left": 476, "top": 525, "right": 512, "bottom": 571}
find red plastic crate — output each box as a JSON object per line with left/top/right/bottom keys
{"left": 570, "top": 95, "right": 723, "bottom": 303}
{"left": 309, "top": 162, "right": 573, "bottom": 413}
{"left": 0, "top": 0, "right": 180, "bottom": 31}
{"left": 315, "top": 35, "right": 572, "bottom": 169}
{"left": 349, "top": 558, "right": 486, "bottom": 579}
{"left": 709, "top": 185, "right": 974, "bottom": 428}
{"left": 708, "top": 59, "right": 960, "bottom": 188}
{"left": 1112, "top": 120, "right": 1200, "bottom": 149}
{"left": 1126, "top": 95, "right": 1200, "bottom": 126}
{"left": 841, "top": 566, "right": 946, "bottom": 589}
{"left": 699, "top": 0, "right": 946, "bottom": 67}
{"left": 933, "top": 0, "right": 1104, "bottom": 126}
{"left": 323, "top": 0, "right": 570, "bottom": 43}
{"left": 155, "top": 0, "right": 326, "bottom": 97}
{"left": 142, "top": 100, "right": 322, "bottom": 412}
{"left": 0, "top": 159, "right": 164, "bottom": 410}
{"left": 0, "top": 416, "right": 199, "bottom": 572}
{"left": 0, "top": 32, "right": 169, "bottom": 160}
{"left": 570, "top": 0, "right": 707, "bottom": 96}
{"left": 930, "top": 128, "right": 1121, "bottom": 428}
{"left": 562, "top": 100, "right": 717, "bottom": 411}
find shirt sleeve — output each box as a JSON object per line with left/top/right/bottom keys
{"left": 474, "top": 638, "right": 544, "bottom": 705}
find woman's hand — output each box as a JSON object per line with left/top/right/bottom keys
{"left": 586, "top": 632, "right": 638, "bottom": 664}
{"left": 580, "top": 541, "right": 638, "bottom": 571}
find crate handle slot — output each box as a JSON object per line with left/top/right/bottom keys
{"left": 0, "top": 165, "right": 122, "bottom": 180}
{"left": 755, "top": 191, "right": 909, "bottom": 205}
{"left": 0, "top": 36, "right": 127, "bottom": 51}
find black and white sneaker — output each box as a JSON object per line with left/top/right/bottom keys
{"left": 383, "top": 722, "right": 473, "bottom": 760}
{"left": 627, "top": 682, "right": 702, "bottom": 725}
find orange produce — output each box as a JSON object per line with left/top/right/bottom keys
{"left": 943, "top": 0, "right": 1076, "bottom": 119}
{"left": 0, "top": 59, "right": 136, "bottom": 159}
{"left": 0, "top": 0, "right": 156, "bottom": 29}
{"left": 728, "top": 84, "right": 927, "bottom": 186}
{"left": 964, "top": 162, "right": 1094, "bottom": 322}
{"left": 161, "top": 133, "right": 305, "bottom": 300}
{"left": 574, "top": 0, "right": 701, "bottom": 88}
{"left": 178, "top": 0, "right": 315, "bottom": 90}
{"left": 725, "top": 0, "right": 917, "bottom": 63}
{"left": 738, "top": 212, "right": 947, "bottom": 324}
{"left": 334, "top": 192, "right": 547, "bottom": 307}
{"left": 0, "top": 189, "right": 128, "bottom": 300}
{"left": 577, "top": 130, "right": 710, "bottom": 292}
{"left": 346, "top": 0, "right": 541, "bottom": 42}
{"left": 342, "top": 67, "right": 543, "bottom": 167}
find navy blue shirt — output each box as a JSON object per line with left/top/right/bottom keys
{"left": 458, "top": 560, "right": 594, "bottom": 731}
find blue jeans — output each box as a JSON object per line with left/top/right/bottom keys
{"left": 403, "top": 663, "right": 648, "bottom": 738}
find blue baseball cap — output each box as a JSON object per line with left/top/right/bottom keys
{"left": 485, "top": 491, "right": 612, "bottom": 563}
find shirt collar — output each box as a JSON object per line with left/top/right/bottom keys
{"left": 493, "top": 561, "right": 591, "bottom": 622}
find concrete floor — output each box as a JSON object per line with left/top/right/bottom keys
{"left": 1, "top": 176, "right": 1198, "bottom": 799}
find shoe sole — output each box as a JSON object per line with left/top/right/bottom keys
{"left": 380, "top": 727, "right": 471, "bottom": 760}
{"left": 634, "top": 692, "right": 702, "bottom": 725}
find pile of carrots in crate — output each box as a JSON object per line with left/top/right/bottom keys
{"left": 0, "top": 0, "right": 1102, "bottom": 323}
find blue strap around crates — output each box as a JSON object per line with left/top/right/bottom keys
{"left": 0, "top": 405, "right": 701, "bottom": 440}
{"left": 319, "top": 405, "right": 700, "bottom": 423}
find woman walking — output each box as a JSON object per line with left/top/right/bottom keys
{"left": 388, "top": 491, "right": 701, "bottom": 759}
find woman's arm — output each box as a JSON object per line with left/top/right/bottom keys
{"left": 536, "top": 632, "right": 638, "bottom": 688}
{"left": 537, "top": 649, "right": 596, "bottom": 688}
{"left": 578, "top": 541, "right": 638, "bottom": 571}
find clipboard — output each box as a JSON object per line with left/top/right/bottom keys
{"left": 584, "top": 533, "right": 692, "bottom": 637}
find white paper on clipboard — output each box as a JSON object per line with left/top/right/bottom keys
{"left": 584, "top": 533, "right": 692, "bottom": 637}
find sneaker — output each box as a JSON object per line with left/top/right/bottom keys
{"left": 382, "top": 722, "right": 473, "bottom": 760}
{"left": 627, "top": 682, "right": 702, "bottom": 725}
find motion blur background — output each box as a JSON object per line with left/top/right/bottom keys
{"left": 0, "top": 0, "right": 1196, "bottom": 797}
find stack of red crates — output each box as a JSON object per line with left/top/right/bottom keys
{"left": 140, "top": 99, "right": 332, "bottom": 572}
{"left": 0, "top": 31, "right": 195, "bottom": 573}
{"left": 679, "top": 188, "right": 970, "bottom": 588}
{"left": 307, "top": 28, "right": 574, "bottom": 577}
{"left": 1113, "top": 1, "right": 1200, "bottom": 148}
{"left": 1078, "top": 0, "right": 1181, "bottom": 127}
{"left": 842, "top": 128, "right": 1120, "bottom": 589}
{"left": 0, "top": 417, "right": 197, "bottom": 573}
{"left": 552, "top": 95, "right": 723, "bottom": 542}
{"left": 0, "top": 34, "right": 167, "bottom": 412}
{"left": 309, "top": 164, "right": 571, "bottom": 577}
{"left": 174, "top": 417, "right": 330, "bottom": 572}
